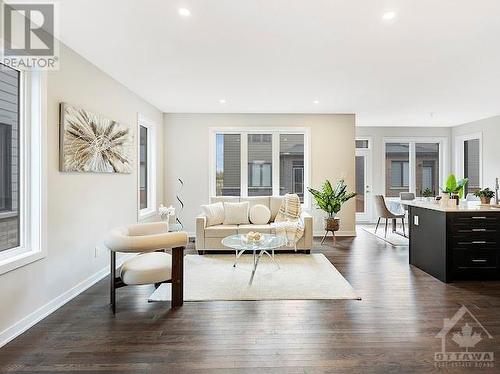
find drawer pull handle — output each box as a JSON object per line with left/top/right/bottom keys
{"left": 472, "top": 241, "right": 487, "bottom": 244}
{"left": 472, "top": 229, "right": 487, "bottom": 232}
{"left": 471, "top": 216, "right": 487, "bottom": 220}
{"left": 472, "top": 259, "right": 488, "bottom": 263}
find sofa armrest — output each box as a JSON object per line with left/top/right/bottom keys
{"left": 195, "top": 215, "right": 207, "bottom": 250}
{"left": 300, "top": 211, "right": 313, "bottom": 249}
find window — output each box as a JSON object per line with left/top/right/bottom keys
{"left": 391, "top": 161, "right": 410, "bottom": 188}
{"left": 216, "top": 134, "right": 241, "bottom": 196}
{"left": 139, "top": 125, "right": 148, "bottom": 210}
{"left": 0, "top": 65, "right": 20, "bottom": 252}
{"left": 455, "top": 134, "right": 482, "bottom": 197}
{"left": 211, "top": 129, "right": 309, "bottom": 205}
{"left": 280, "top": 134, "right": 304, "bottom": 201}
{"left": 355, "top": 139, "right": 370, "bottom": 149}
{"left": 0, "top": 65, "right": 46, "bottom": 275}
{"left": 137, "top": 115, "right": 156, "bottom": 219}
{"left": 385, "top": 139, "right": 446, "bottom": 198}
{"left": 386, "top": 142, "right": 410, "bottom": 197}
{"left": 416, "top": 143, "right": 439, "bottom": 196}
{"left": 464, "top": 138, "right": 481, "bottom": 195}
{"left": 248, "top": 134, "right": 272, "bottom": 196}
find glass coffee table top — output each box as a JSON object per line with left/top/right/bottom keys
{"left": 222, "top": 234, "right": 286, "bottom": 284}
{"left": 221, "top": 234, "right": 286, "bottom": 251}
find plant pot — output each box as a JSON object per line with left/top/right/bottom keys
{"left": 324, "top": 217, "right": 340, "bottom": 231}
{"left": 480, "top": 197, "right": 492, "bottom": 205}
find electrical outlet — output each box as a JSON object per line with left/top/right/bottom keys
{"left": 94, "top": 245, "right": 100, "bottom": 258}
{"left": 414, "top": 215, "right": 419, "bottom": 226}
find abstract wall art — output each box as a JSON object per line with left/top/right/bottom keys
{"left": 59, "top": 102, "right": 133, "bottom": 173}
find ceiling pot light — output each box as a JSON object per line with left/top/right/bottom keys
{"left": 313, "top": 100, "right": 319, "bottom": 104}
{"left": 382, "top": 10, "right": 396, "bottom": 21}
{"left": 178, "top": 8, "right": 191, "bottom": 17}
{"left": 219, "top": 99, "right": 226, "bottom": 104}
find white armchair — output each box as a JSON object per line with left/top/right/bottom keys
{"left": 104, "top": 222, "right": 188, "bottom": 313}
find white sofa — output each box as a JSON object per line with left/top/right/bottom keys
{"left": 195, "top": 196, "right": 313, "bottom": 253}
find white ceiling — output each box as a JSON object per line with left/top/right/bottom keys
{"left": 58, "top": 0, "right": 500, "bottom": 126}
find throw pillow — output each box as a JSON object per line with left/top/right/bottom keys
{"left": 201, "top": 202, "right": 225, "bottom": 227}
{"left": 223, "top": 202, "right": 250, "bottom": 225}
{"left": 249, "top": 204, "right": 271, "bottom": 225}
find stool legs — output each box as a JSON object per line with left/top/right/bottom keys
{"left": 110, "top": 251, "right": 116, "bottom": 314}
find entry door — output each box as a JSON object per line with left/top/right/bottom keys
{"left": 355, "top": 149, "right": 372, "bottom": 222}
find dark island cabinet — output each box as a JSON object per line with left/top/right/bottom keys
{"left": 409, "top": 206, "right": 500, "bottom": 283}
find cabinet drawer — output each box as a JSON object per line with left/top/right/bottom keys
{"left": 451, "top": 215, "right": 500, "bottom": 226}
{"left": 452, "top": 236, "right": 499, "bottom": 249}
{"left": 453, "top": 250, "right": 498, "bottom": 269}
{"left": 451, "top": 223, "right": 499, "bottom": 234}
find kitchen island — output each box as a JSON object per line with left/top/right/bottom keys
{"left": 406, "top": 200, "right": 500, "bottom": 282}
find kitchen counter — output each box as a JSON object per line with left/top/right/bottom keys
{"left": 401, "top": 199, "right": 500, "bottom": 212}
{"left": 407, "top": 202, "right": 500, "bottom": 282}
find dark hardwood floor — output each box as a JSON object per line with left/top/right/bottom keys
{"left": 1, "top": 229, "right": 500, "bottom": 373}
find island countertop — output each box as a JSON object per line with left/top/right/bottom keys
{"left": 399, "top": 199, "right": 500, "bottom": 213}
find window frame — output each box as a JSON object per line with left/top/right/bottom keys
{"left": 137, "top": 114, "right": 157, "bottom": 221}
{"left": 382, "top": 137, "right": 448, "bottom": 199}
{"left": 209, "top": 127, "right": 311, "bottom": 208}
{"left": 0, "top": 69, "right": 47, "bottom": 275}
{"left": 454, "top": 132, "right": 483, "bottom": 194}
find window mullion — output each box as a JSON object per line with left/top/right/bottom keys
{"left": 272, "top": 133, "right": 279, "bottom": 197}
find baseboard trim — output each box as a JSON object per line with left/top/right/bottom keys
{"left": 313, "top": 230, "right": 357, "bottom": 237}
{"left": 0, "top": 253, "right": 134, "bottom": 348}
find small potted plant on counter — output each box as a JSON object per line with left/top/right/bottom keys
{"left": 422, "top": 188, "right": 434, "bottom": 202}
{"left": 441, "top": 174, "right": 468, "bottom": 205}
{"left": 307, "top": 179, "right": 356, "bottom": 237}
{"left": 474, "top": 188, "right": 495, "bottom": 205}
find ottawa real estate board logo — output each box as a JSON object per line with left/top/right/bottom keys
{"left": 1, "top": 1, "right": 59, "bottom": 70}
{"left": 435, "top": 305, "right": 494, "bottom": 368}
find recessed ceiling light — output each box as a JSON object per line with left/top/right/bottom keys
{"left": 382, "top": 10, "right": 396, "bottom": 21}
{"left": 219, "top": 99, "right": 227, "bottom": 104}
{"left": 178, "top": 8, "right": 191, "bottom": 17}
{"left": 313, "top": 100, "right": 320, "bottom": 104}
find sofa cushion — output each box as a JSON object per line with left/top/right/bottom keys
{"left": 223, "top": 202, "right": 250, "bottom": 225}
{"left": 237, "top": 224, "right": 272, "bottom": 234}
{"left": 120, "top": 252, "right": 171, "bottom": 285}
{"left": 240, "top": 196, "right": 270, "bottom": 210}
{"left": 201, "top": 202, "right": 225, "bottom": 227}
{"left": 205, "top": 225, "right": 238, "bottom": 238}
{"left": 210, "top": 196, "right": 240, "bottom": 205}
{"left": 249, "top": 204, "right": 271, "bottom": 224}
{"left": 270, "top": 196, "right": 284, "bottom": 221}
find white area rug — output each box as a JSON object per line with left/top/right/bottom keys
{"left": 360, "top": 225, "right": 409, "bottom": 247}
{"left": 149, "top": 254, "right": 360, "bottom": 302}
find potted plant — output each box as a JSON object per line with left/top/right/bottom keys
{"left": 307, "top": 179, "right": 356, "bottom": 231}
{"left": 441, "top": 174, "right": 468, "bottom": 205}
{"left": 422, "top": 188, "right": 434, "bottom": 201}
{"left": 474, "top": 188, "right": 495, "bottom": 205}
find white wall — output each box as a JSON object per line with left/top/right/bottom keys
{"left": 163, "top": 113, "right": 356, "bottom": 236}
{"left": 0, "top": 44, "right": 163, "bottom": 344}
{"left": 452, "top": 115, "right": 500, "bottom": 189}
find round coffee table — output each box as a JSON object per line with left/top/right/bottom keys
{"left": 222, "top": 234, "right": 286, "bottom": 284}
